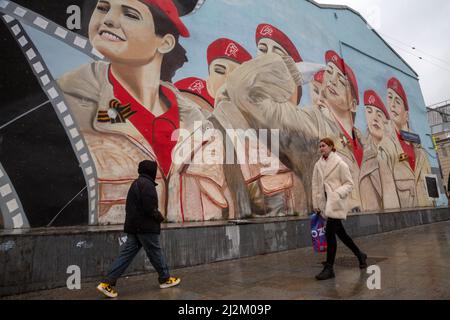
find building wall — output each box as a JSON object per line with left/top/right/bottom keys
{"left": 0, "top": 0, "right": 444, "bottom": 229}
{"left": 434, "top": 132, "right": 450, "bottom": 193}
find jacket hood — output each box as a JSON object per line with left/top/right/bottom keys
{"left": 138, "top": 160, "right": 158, "bottom": 181}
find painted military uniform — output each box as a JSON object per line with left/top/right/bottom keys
{"left": 58, "top": 61, "right": 232, "bottom": 224}
{"left": 389, "top": 130, "right": 433, "bottom": 208}
{"left": 359, "top": 136, "right": 400, "bottom": 211}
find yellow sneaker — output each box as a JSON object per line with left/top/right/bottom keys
{"left": 96, "top": 282, "right": 118, "bottom": 298}
{"left": 159, "top": 277, "right": 181, "bottom": 289}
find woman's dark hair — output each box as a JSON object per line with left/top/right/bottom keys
{"left": 320, "top": 138, "right": 337, "bottom": 152}
{"left": 146, "top": 4, "right": 188, "bottom": 82}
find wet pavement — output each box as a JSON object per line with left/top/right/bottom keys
{"left": 3, "top": 221, "right": 449, "bottom": 300}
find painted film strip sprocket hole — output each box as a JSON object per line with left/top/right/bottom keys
{"left": 0, "top": 162, "right": 29, "bottom": 229}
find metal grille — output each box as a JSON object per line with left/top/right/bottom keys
{"left": 427, "top": 100, "right": 450, "bottom": 128}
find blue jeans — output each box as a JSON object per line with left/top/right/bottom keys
{"left": 104, "top": 233, "right": 170, "bottom": 285}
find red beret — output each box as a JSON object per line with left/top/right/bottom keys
{"left": 207, "top": 38, "right": 252, "bottom": 66}
{"left": 256, "top": 24, "right": 302, "bottom": 63}
{"left": 364, "top": 90, "right": 390, "bottom": 119}
{"left": 325, "top": 50, "right": 346, "bottom": 73}
{"left": 142, "top": 0, "right": 189, "bottom": 37}
{"left": 175, "top": 77, "right": 215, "bottom": 106}
{"left": 325, "top": 50, "right": 359, "bottom": 104}
{"left": 314, "top": 70, "right": 325, "bottom": 84}
{"left": 387, "top": 77, "right": 409, "bottom": 111}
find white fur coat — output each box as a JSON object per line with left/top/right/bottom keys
{"left": 312, "top": 152, "right": 354, "bottom": 219}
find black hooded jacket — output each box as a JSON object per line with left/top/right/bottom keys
{"left": 124, "top": 161, "right": 164, "bottom": 234}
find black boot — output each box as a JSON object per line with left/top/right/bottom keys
{"left": 357, "top": 252, "right": 368, "bottom": 269}
{"left": 315, "top": 263, "right": 335, "bottom": 281}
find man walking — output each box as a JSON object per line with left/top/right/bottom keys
{"left": 97, "top": 160, "right": 180, "bottom": 298}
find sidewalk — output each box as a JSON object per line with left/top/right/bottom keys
{"left": 3, "top": 221, "right": 449, "bottom": 300}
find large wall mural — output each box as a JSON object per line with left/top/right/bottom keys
{"left": 0, "top": 0, "right": 442, "bottom": 229}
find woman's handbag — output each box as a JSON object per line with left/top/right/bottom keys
{"left": 310, "top": 211, "right": 327, "bottom": 253}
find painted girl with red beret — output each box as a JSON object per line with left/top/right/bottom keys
{"left": 386, "top": 78, "right": 434, "bottom": 208}
{"left": 58, "top": 0, "right": 231, "bottom": 226}
{"left": 318, "top": 50, "right": 364, "bottom": 211}
{"left": 255, "top": 23, "right": 303, "bottom": 106}
{"left": 176, "top": 38, "right": 252, "bottom": 113}
{"left": 359, "top": 90, "right": 400, "bottom": 211}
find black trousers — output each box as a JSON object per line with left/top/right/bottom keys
{"left": 326, "top": 218, "right": 361, "bottom": 266}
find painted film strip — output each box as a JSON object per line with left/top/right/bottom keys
{"left": 0, "top": 0, "right": 105, "bottom": 61}
{"left": 1, "top": 14, "right": 99, "bottom": 226}
{"left": 0, "top": 162, "right": 29, "bottom": 229}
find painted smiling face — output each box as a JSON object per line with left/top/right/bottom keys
{"left": 365, "top": 105, "right": 387, "bottom": 142}
{"left": 89, "top": 0, "right": 166, "bottom": 65}
{"left": 387, "top": 88, "right": 409, "bottom": 131}
{"left": 322, "top": 62, "right": 355, "bottom": 113}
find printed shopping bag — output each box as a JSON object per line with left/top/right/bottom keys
{"left": 310, "top": 212, "right": 327, "bottom": 253}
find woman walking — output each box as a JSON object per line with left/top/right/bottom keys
{"left": 312, "top": 138, "right": 368, "bottom": 280}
